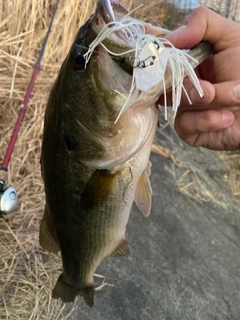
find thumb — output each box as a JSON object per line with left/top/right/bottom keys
{"left": 166, "top": 7, "right": 239, "bottom": 50}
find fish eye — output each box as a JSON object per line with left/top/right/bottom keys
{"left": 72, "top": 48, "right": 86, "bottom": 72}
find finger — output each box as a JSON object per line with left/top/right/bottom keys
{"left": 166, "top": 7, "right": 239, "bottom": 51}
{"left": 180, "top": 80, "right": 240, "bottom": 109}
{"left": 185, "top": 129, "right": 239, "bottom": 151}
{"left": 174, "top": 109, "right": 234, "bottom": 145}
{"left": 181, "top": 80, "right": 240, "bottom": 109}
{"left": 181, "top": 78, "right": 215, "bottom": 107}
{"left": 157, "top": 78, "right": 215, "bottom": 108}
{"left": 212, "top": 82, "right": 240, "bottom": 105}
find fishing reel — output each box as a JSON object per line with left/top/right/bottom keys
{"left": 0, "top": 179, "right": 18, "bottom": 217}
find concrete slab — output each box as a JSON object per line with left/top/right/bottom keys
{"left": 64, "top": 129, "right": 240, "bottom": 320}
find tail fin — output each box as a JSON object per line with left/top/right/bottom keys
{"left": 80, "top": 285, "right": 94, "bottom": 307}
{"left": 52, "top": 273, "right": 94, "bottom": 307}
{"left": 52, "top": 274, "right": 78, "bottom": 302}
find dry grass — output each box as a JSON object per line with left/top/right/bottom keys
{"left": 0, "top": 0, "right": 165, "bottom": 319}
{"left": 1, "top": 0, "right": 239, "bottom": 318}
{"left": 217, "top": 151, "right": 240, "bottom": 202}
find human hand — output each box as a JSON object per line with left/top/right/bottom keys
{"left": 166, "top": 8, "right": 240, "bottom": 150}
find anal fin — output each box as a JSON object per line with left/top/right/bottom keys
{"left": 109, "top": 239, "right": 131, "bottom": 257}
{"left": 134, "top": 161, "right": 152, "bottom": 217}
{"left": 39, "top": 206, "right": 60, "bottom": 253}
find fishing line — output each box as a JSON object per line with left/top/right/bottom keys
{"left": 0, "top": 0, "right": 60, "bottom": 216}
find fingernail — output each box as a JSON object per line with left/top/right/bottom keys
{"left": 189, "top": 86, "right": 204, "bottom": 103}
{"left": 233, "top": 83, "right": 240, "bottom": 100}
{"left": 222, "top": 110, "right": 234, "bottom": 126}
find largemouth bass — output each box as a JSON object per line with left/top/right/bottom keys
{"left": 40, "top": 0, "right": 211, "bottom": 307}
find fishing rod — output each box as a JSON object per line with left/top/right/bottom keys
{"left": 0, "top": 0, "right": 60, "bottom": 216}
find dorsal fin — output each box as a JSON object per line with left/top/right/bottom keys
{"left": 39, "top": 206, "right": 60, "bottom": 253}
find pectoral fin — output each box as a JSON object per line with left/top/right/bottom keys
{"left": 81, "top": 169, "right": 119, "bottom": 209}
{"left": 39, "top": 206, "right": 60, "bottom": 253}
{"left": 109, "top": 239, "right": 131, "bottom": 257}
{"left": 134, "top": 162, "right": 152, "bottom": 217}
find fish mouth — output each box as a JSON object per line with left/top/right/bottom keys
{"left": 97, "top": 0, "right": 128, "bottom": 25}
{"left": 92, "top": 0, "right": 142, "bottom": 74}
